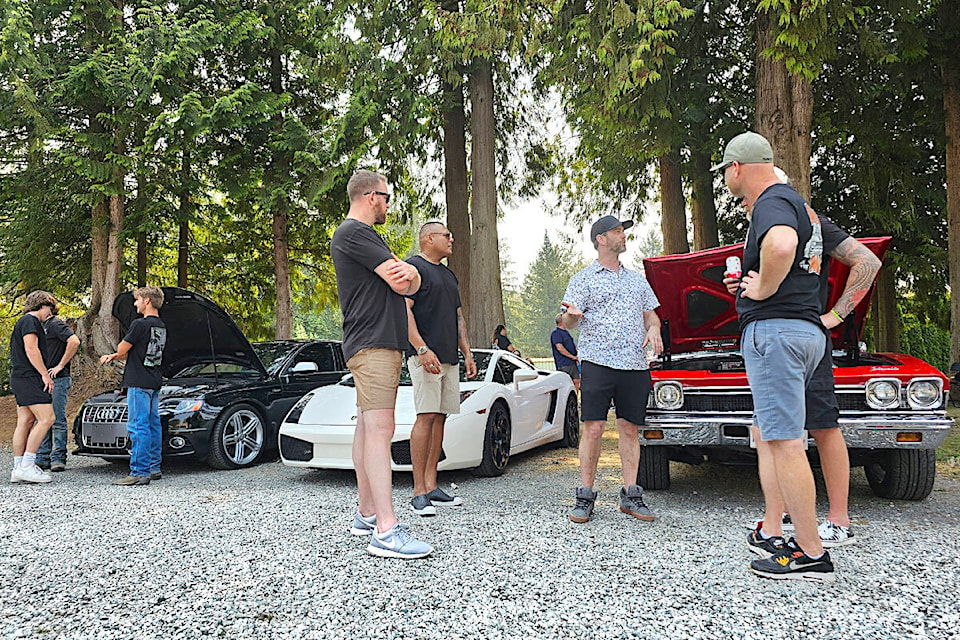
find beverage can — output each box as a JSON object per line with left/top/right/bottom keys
{"left": 725, "top": 256, "right": 741, "bottom": 279}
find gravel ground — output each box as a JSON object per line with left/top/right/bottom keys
{"left": 2, "top": 447, "right": 959, "bottom": 640}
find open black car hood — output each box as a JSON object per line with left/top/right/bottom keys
{"left": 112, "top": 287, "right": 266, "bottom": 379}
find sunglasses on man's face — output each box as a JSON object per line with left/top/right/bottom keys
{"left": 364, "top": 190, "right": 391, "bottom": 204}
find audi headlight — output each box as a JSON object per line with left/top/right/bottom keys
{"left": 865, "top": 378, "right": 901, "bottom": 410}
{"left": 166, "top": 399, "right": 203, "bottom": 413}
{"left": 906, "top": 379, "right": 942, "bottom": 410}
{"left": 654, "top": 382, "right": 683, "bottom": 410}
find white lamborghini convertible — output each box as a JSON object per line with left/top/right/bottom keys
{"left": 278, "top": 349, "right": 579, "bottom": 476}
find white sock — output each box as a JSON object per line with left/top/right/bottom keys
{"left": 22, "top": 452, "right": 36, "bottom": 468}
{"left": 13, "top": 456, "right": 23, "bottom": 469}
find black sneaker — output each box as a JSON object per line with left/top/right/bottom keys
{"left": 750, "top": 538, "right": 836, "bottom": 583}
{"left": 746, "top": 525, "right": 786, "bottom": 558}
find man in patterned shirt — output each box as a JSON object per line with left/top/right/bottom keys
{"left": 561, "top": 215, "right": 663, "bottom": 523}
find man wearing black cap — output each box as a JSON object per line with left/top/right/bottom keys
{"left": 560, "top": 215, "right": 663, "bottom": 524}
{"left": 714, "top": 131, "right": 835, "bottom": 582}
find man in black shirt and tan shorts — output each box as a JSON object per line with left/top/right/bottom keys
{"left": 331, "top": 169, "right": 432, "bottom": 559}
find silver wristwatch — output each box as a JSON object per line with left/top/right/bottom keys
{"left": 416, "top": 345, "right": 429, "bottom": 356}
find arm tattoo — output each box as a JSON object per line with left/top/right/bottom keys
{"left": 828, "top": 238, "right": 882, "bottom": 318}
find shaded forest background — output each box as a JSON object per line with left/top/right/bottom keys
{"left": 0, "top": 0, "right": 957, "bottom": 384}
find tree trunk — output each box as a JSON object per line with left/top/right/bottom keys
{"left": 754, "top": 9, "right": 812, "bottom": 201}
{"left": 943, "top": 47, "right": 960, "bottom": 365}
{"left": 80, "top": 1, "right": 124, "bottom": 356}
{"left": 442, "top": 75, "right": 471, "bottom": 329}
{"left": 659, "top": 149, "right": 689, "bottom": 255}
{"left": 178, "top": 147, "right": 191, "bottom": 288}
{"left": 137, "top": 231, "right": 147, "bottom": 287}
{"left": 269, "top": 25, "right": 293, "bottom": 340}
{"left": 468, "top": 60, "right": 504, "bottom": 348}
{"left": 872, "top": 265, "right": 899, "bottom": 353}
{"left": 689, "top": 147, "right": 719, "bottom": 250}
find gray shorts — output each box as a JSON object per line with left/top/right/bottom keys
{"left": 560, "top": 364, "right": 580, "bottom": 380}
{"left": 742, "top": 318, "right": 825, "bottom": 441}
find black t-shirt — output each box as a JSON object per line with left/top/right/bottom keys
{"left": 818, "top": 215, "right": 851, "bottom": 312}
{"left": 9, "top": 313, "right": 47, "bottom": 379}
{"left": 121, "top": 316, "right": 167, "bottom": 390}
{"left": 331, "top": 218, "right": 409, "bottom": 362}
{"left": 43, "top": 317, "right": 76, "bottom": 376}
{"left": 405, "top": 255, "right": 462, "bottom": 364}
{"left": 737, "top": 183, "right": 824, "bottom": 328}
{"left": 495, "top": 333, "right": 512, "bottom": 350}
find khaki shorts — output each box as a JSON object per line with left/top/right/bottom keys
{"left": 347, "top": 348, "right": 403, "bottom": 411}
{"left": 408, "top": 356, "right": 460, "bottom": 415}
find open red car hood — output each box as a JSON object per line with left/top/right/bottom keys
{"left": 641, "top": 237, "right": 891, "bottom": 354}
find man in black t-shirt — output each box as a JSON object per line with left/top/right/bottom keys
{"left": 100, "top": 286, "right": 167, "bottom": 486}
{"left": 714, "top": 131, "right": 833, "bottom": 582}
{"left": 37, "top": 315, "right": 81, "bottom": 472}
{"left": 405, "top": 221, "right": 477, "bottom": 516}
{"left": 9, "top": 291, "right": 58, "bottom": 484}
{"left": 727, "top": 178, "right": 882, "bottom": 555}
{"left": 331, "top": 169, "right": 432, "bottom": 560}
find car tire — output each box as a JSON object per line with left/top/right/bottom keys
{"left": 474, "top": 401, "right": 511, "bottom": 477}
{"left": 560, "top": 394, "right": 580, "bottom": 448}
{"left": 206, "top": 403, "right": 266, "bottom": 470}
{"left": 637, "top": 446, "right": 670, "bottom": 490}
{"left": 864, "top": 449, "right": 935, "bottom": 501}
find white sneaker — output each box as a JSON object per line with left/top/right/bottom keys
{"left": 13, "top": 464, "right": 53, "bottom": 484}
{"left": 10, "top": 467, "right": 19, "bottom": 483}
{"left": 819, "top": 519, "right": 856, "bottom": 548}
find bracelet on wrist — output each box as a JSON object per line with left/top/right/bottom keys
{"left": 830, "top": 309, "right": 844, "bottom": 323}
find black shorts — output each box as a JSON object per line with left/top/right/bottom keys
{"left": 580, "top": 361, "right": 651, "bottom": 426}
{"left": 805, "top": 340, "right": 839, "bottom": 430}
{"left": 11, "top": 374, "right": 52, "bottom": 407}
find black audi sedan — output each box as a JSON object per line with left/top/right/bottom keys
{"left": 73, "top": 287, "right": 348, "bottom": 469}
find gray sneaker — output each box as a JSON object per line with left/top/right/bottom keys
{"left": 410, "top": 494, "right": 437, "bottom": 517}
{"left": 569, "top": 486, "right": 597, "bottom": 523}
{"left": 366, "top": 523, "right": 433, "bottom": 559}
{"left": 619, "top": 484, "right": 654, "bottom": 521}
{"left": 426, "top": 487, "right": 463, "bottom": 506}
{"left": 350, "top": 512, "right": 377, "bottom": 536}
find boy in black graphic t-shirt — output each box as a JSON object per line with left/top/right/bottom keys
{"left": 100, "top": 286, "right": 167, "bottom": 486}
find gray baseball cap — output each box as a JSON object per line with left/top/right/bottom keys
{"left": 590, "top": 215, "right": 634, "bottom": 240}
{"left": 710, "top": 132, "right": 774, "bottom": 172}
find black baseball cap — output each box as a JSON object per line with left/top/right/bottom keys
{"left": 590, "top": 215, "right": 634, "bottom": 241}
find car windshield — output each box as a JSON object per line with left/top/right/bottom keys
{"left": 173, "top": 360, "right": 262, "bottom": 377}
{"left": 341, "top": 351, "right": 493, "bottom": 387}
{"left": 252, "top": 342, "right": 302, "bottom": 375}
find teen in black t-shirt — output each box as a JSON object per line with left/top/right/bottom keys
{"left": 9, "top": 290, "right": 58, "bottom": 484}
{"left": 100, "top": 287, "right": 167, "bottom": 485}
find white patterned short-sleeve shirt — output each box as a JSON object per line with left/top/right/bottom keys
{"left": 562, "top": 261, "right": 660, "bottom": 370}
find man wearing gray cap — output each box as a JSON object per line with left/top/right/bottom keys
{"left": 560, "top": 215, "right": 663, "bottom": 524}
{"left": 714, "top": 131, "right": 835, "bottom": 582}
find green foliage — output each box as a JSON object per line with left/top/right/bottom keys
{"left": 899, "top": 318, "right": 951, "bottom": 372}
{"left": 505, "top": 232, "right": 585, "bottom": 357}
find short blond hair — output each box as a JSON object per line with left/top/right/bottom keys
{"left": 25, "top": 290, "right": 59, "bottom": 315}
{"left": 347, "top": 169, "right": 386, "bottom": 202}
{"left": 134, "top": 286, "right": 164, "bottom": 309}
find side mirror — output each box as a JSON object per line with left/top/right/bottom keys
{"left": 290, "top": 361, "right": 319, "bottom": 374}
{"left": 513, "top": 370, "right": 539, "bottom": 385}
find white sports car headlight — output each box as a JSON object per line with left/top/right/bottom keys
{"left": 653, "top": 382, "right": 683, "bottom": 410}
{"left": 906, "top": 379, "right": 942, "bottom": 410}
{"left": 865, "top": 378, "right": 901, "bottom": 410}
